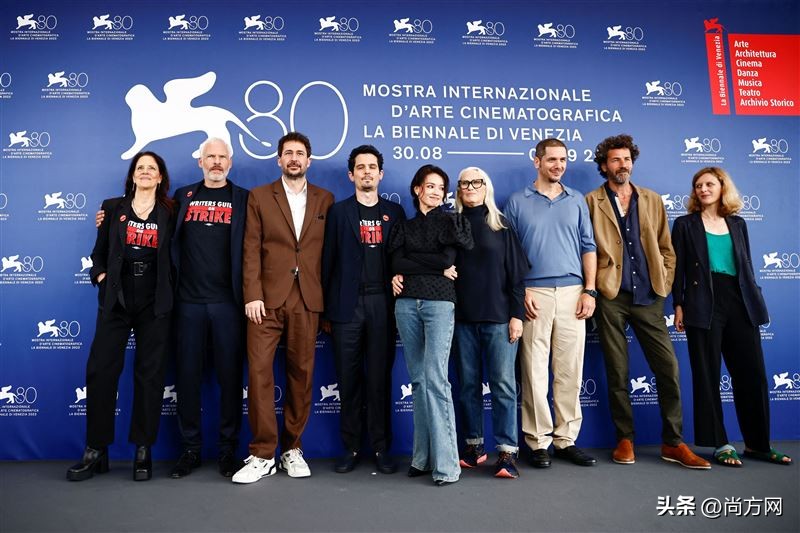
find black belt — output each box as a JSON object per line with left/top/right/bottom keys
{"left": 123, "top": 261, "right": 153, "bottom": 277}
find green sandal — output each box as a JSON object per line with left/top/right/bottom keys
{"left": 714, "top": 446, "right": 742, "bottom": 467}
{"left": 743, "top": 448, "right": 793, "bottom": 465}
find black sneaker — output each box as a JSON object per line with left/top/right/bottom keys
{"left": 495, "top": 451, "right": 519, "bottom": 479}
{"left": 169, "top": 449, "right": 201, "bottom": 479}
{"left": 374, "top": 452, "right": 397, "bottom": 474}
{"left": 334, "top": 451, "right": 359, "bottom": 473}
{"left": 218, "top": 451, "right": 243, "bottom": 477}
{"left": 459, "top": 444, "right": 488, "bottom": 468}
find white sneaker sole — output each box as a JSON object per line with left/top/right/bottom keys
{"left": 232, "top": 462, "right": 277, "bottom": 484}
{"left": 280, "top": 462, "right": 311, "bottom": 478}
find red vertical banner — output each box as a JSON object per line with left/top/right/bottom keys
{"left": 704, "top": 19, "right": 730, "bottom": 115}
{"left": 729, "top": 34, "right": 800, "bottom": 116}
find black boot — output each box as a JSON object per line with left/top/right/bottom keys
{"left": 67, "top": 446, "right": 109, "bottom": 481}
{"left": 133, "top": 446, "right": 152, "bottom": 481}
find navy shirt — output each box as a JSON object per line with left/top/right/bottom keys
{"left": 605, "top": 183, "right": 655, "bottom": 305}
{"left": 455, "top": 205, "right": 529, "bottom": 322}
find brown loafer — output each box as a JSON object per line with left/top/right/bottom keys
{"left": 661, "top": 443, "right": 711, "bottom": 469}
{"left": 612, "top": 439, "right": 635, "bottom": 464}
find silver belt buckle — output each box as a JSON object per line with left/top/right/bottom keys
{"left": 132, "top": 262, "right": 147, "bottom": 276}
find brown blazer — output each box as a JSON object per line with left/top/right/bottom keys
{"left": 243, "top": 178, "right": 334, "bottom": 312}
{"left": 585, "top": 182, "right": 675, "bottom": 300}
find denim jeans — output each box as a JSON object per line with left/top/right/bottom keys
{"left": 395, "top": 298, "right": 460, "bottom": 482}
{"left": 453, "top": 321, "right": 519, "bottom": 453}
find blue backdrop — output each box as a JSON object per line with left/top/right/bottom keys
{"left": 1, "top": 0, "right": 798, "bottom": 460}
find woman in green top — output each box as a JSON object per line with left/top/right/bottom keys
{"left": 671, "top": 167, "right": 791, "bottom": 468}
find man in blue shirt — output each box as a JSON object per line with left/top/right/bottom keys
{"left": 505, "top": 138, "right": 598, "bottom": 468}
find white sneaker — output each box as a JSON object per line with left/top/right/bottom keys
{"left": 280, "top": 448, "right": 311, "bottom": 478}
{"left": 231, "top": 455, "right": 276, "bottom": 484}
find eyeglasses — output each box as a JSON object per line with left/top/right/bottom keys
{"left": 457, "top": 179, "right": 485, "bottom": 190}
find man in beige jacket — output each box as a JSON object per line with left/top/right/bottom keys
{"left": 586, "top": 134, "right": 709, "bottom": 470}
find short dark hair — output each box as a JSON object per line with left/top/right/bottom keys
{"left": 348, "top": 145, "right": 384, "bottom": 172}
{"left": 410, "top": 164, "right": 449, "bottom": 211}
{"left": 593, "top": 134, "right": 640, "bottom": 179}
{"left": 278, "top": 131, "right": 312, "bottom": 157}
{"left": 124, "top": 151, "right": 173, "bottom": 212}
{"left": 534, "top": 138, "right": 567, "bottom": 159}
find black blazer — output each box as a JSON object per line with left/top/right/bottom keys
{"left": 90, "top": 197, "right": 175, "bottom": 316}
{"left": 321, "top": 195, "right": 407, "bottom": 323}
{"left": 171, "top": 180, "right": 249, "bottom": 309}
{"left": 671, "top": 212, "right": 768, "bottom": 329}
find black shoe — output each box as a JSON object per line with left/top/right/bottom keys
{"left": 133, "top": 446, "right": 152, "bottom": 481}
{"left": 554, "top": 445, "right": 597, "bottom": 466}
{"left": 335, "top": 451, "right": 359, "bottom": 473}
{"left": 375, "top": 452, "right": 397, "bottom": 474}
{"left": 67, "top": 446, "right": 109, "bottom": 481}
{"left": 169, "top": 449, "right": 201, "bottom": 478}
{"left": 407, "top": 466, "right": 432, "bottom": 477}
{"left": 434, "top": 479, "right": 458, "bottom": 486}
{"left": 218, "top": 452, "right": 242, "bottom": 478}
{"left": 530, "top": 448, "right": 551, "bottom": 468}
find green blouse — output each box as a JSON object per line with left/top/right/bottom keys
{"left": 706, "top": 232, "right": 737, "bottom": 276}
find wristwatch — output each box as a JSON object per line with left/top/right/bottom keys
{"left": 582, "top": 289, "right": 598, "bottom": 298}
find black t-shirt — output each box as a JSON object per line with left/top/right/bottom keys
{"left": 358, "top": 202, "right": 385, "bottom": 287}
{"left": 123, "top": 209, "right": 158, "bottom": 308}
{"left": 124, "top": 210, "right": 158, "bottom": 262}
{"left": 178, "top": 183, "right": 233, "bottom": 303}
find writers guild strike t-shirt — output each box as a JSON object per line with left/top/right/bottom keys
{"left": 125, "top": 211, "right": 158, "bottom": 262}
{"left": 123, "top": 210, "right": 159, "bottom": 308}
{"left": 178, "top": 183, "right": 233, "bottom": 303}
{"left": 358, "top": 202, "right": 386, "bottom": 287}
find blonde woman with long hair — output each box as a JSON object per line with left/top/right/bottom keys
{"left": 671, "top": 167, "right": 791, "bottom": 467}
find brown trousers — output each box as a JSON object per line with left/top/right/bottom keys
{"left": 246, "top": 281, "right": 318, "bottom": 459}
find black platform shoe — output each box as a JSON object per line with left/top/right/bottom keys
{"left": 133, "top": 446, "right": 152, "bottom": 481}
{"left": 67, "top": 446, "right": 109, "bottom": 481}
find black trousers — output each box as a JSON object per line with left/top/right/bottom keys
{"left": 685, "top": 273, "right": 770, "bottom": 451}
{"left": 331, "top": 292, "right": 395, "bottom": 453}
{"left": 175, "top": 300, "right": 244, "bottom": 454}
{"left": 85, "top": 301, "right": 170, "bottom": 448}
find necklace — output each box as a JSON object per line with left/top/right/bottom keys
{"left": 701, "top": 211, "right": 723, "bottom": 223}
{"left": 132, "top": 200, "right": 155, "bottom": 219}
{"left": 613, "top": 186, "right": 632, "bottom": 201}
{"left": 612, "top": 186, "right": 631, "bottom": 216}
{"left": 701, "top": 212, "right": 727, "bottom": 233}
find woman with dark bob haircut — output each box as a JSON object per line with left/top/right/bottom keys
{"left": 388, "top": 164, "right": 473, "bottom": 486}
{"left": 68, "top": 152, "right": 176, "bottom": 481}
{"left": 671, "top": 166, "right": 791, "bottom": 467}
